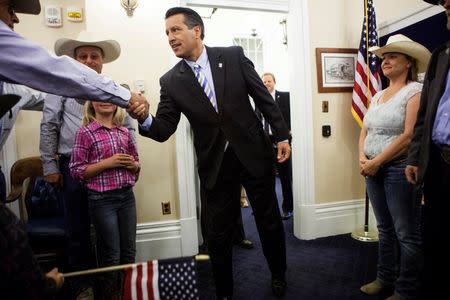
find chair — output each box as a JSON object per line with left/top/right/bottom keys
{"left": 5, "top": 156, "right": 66, "bottom": 268}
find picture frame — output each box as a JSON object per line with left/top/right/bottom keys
{"left": 315, "top": 48, "right": 358, "bottom": 93}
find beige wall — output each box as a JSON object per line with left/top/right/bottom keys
{"left": 13, "top": 0, "right": 179, "bottom": 223}
{"left": 308, "top": 0, "right": 424, "bottom": 204}
{"left": 12, "top": 0, "right": 427, "bottom": 221}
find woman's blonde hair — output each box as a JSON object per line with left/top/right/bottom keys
{"left": 82, "top": 101, "right": 126, "bottom": 126}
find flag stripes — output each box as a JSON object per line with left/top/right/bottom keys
{"left": 351, "top": 0, "right": 381, "bottom": 127}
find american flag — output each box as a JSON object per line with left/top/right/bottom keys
{"left": 351, "top": 0, "right": 382, "bottom": 127}
{"left": 123, "top": 257, "right": 199, "bottom": 300}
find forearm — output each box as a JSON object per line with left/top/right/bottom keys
{"left": 358, "top": 127, "right": 368, "bottom": 160}
{"left": 373, "top": 133, "right": 412, "bottom": 165}
{"left": 0, "top": 23, "right": 130, "bottom": 107}
{"left": 84, "top": 160, "right": 110, "bottom": 179}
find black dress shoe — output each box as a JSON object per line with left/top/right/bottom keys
{"left": 271, "top": 275, "right": 287, "bottom": 297}
{"left": 281, "top": 211, "right": 293, "bottom": 220}
{"left": 236, "top": 239, "right": 254, "bottom": 249}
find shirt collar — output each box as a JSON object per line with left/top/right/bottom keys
{"left": 270, "top": 90, "right": 276, "bottom": 99}
{"left": 87, "top": 119, "right": 124, "bottom": 132}
{"left": 184, "top": 46, "right": 209, "bottom": 69}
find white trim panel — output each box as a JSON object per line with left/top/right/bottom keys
{"left": 300, "top": 199, "right": 378, "bottom": 240}
{"left": 135, "top": 220, "right": 181, "bottom": 262}
{"left": 378, "top": 3, "right": 444, "bottom": 36}
{"left": 186, "top": 0, "right": 288, "bottom": 12}
{"left": 135, "top": 217, "right": 198, "bottom": 262}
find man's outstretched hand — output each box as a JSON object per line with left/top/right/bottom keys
{"left": 127, "top": 92, "right": 149, "bottom": 122}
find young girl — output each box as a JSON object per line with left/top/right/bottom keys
{"left": 69, "top": 100, "right": 139, "bottom": 298}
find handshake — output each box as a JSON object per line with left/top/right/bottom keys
{"left": 127, "top": 92, "right": 150, "bottom": 123}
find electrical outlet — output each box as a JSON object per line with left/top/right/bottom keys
{"left": 322, "top": 101, "right": 329, "bottom": 113}
{"left": 161, "top": 202, "right": 171, "bottom": 215}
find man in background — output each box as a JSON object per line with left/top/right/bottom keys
{"left": 405, "top": 0, "right": 450, "bottom": 298}
{"left": 261, "top": 72, "right": 293, "bottom": 220}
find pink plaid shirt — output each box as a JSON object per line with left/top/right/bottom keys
{"left": 69, "top": 119, "right": 139, "bottom": 192}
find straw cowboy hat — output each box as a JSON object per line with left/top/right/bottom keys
{"left": 54, "top": 31, "right": 121, "bottom": 64}
{"left": 368, "top": 34, "right": 431, "bottom": 73}
{"left": 10, "top": 0, "right": 41, "bottom": 15}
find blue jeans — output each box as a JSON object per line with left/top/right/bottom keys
{"left": 366, "top": 159, "right": 422, "bottom": 299}
{"left": 87, "top": 187, "right": 137, "bottom": 267}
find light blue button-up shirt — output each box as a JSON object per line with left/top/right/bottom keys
{"left": 432, "top": 69, "right": 450, "bottom": 146}
{"left": 0, "top": 20, "right": 130, "bottom": 107}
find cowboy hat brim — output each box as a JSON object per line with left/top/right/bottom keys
{"left": 423, "top": 0, "right": 440, "bottom": 5}
{"left": 369, "top": 41, "right": 431, "bottom": 73}
{"left": 54, "top": 38, "right": 121, "bottom": 64}
{"left": 13, "top": 0, "right": 41, "bottom": 15}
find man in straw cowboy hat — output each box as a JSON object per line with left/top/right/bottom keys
{"left": 406, "top": 0, "right": 450, "bottom": 298}
{"left": 0, "top": 0, "right": 148, "bottom": 114}
{"left": 358, "top": 33, "right": 430, "bottom": 300}
{"left": 40, "top": 31, "right": 138, "bottom": 299}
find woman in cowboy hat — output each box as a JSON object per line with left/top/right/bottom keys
{"left": 358, "top": 34, "right": 431, "bottom": 300}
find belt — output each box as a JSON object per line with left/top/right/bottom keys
{"left": 439, "top": 145, "right": 450, "bottom": 164}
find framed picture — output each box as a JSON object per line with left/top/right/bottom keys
{"left": 316, "top": 48, "right": 358, "bottom": 93}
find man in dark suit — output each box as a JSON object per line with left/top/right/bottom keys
{"left": 405, "top": 0, "right": 450, "bottom": 298}
{"left": 261, "top": 72, "right": 293, "bottom": 220}
{"left": 130, "top": 7, "right": 290, "bottom": 299}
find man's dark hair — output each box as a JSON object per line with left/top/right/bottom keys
{"left": 165, "top": 7, "right": 205, "bottom": 40}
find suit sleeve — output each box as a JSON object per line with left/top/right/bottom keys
{"left": 407, "top": 53, "right": 435, "bottom": 166}
{"left": 138, "top": 76, "right": 181, "bottom": 142}
{"left": 0, "top": 21, "right": 130, "bottom": 108}
{"left": 237, "top": 47, "right": 289, "bottom": 142}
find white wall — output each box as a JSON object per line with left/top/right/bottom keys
{"left": 201, "top": 8, "right": 290, "bottom": 90}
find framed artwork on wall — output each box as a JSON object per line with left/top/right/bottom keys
{"left": 315, "top": 48, "right": 358, "bottom": 93}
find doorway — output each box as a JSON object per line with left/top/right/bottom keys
{"left": 173, "top": 0, "right": 316, "bottom": 245}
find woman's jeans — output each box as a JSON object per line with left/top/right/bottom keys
{"left": 366, "top": 159, "right": 422, "bottom": 299}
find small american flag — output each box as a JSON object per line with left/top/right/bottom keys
{"left": 351, "top": 0, "right": 382, "bottom": 127}
{"left": 123, "top": 257, "right": 199, "bottom": 300}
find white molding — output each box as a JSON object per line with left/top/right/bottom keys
{"left": 175, "top": 115, "right": 199, "bottom": 256}
{"left": 300, "top": 199, "right": 378, "bottom": 240}
{"left": 378, "top": 3, "right": 444, "bottom": 36}
{"left": 288, "top": 0, "right": 315, "bottom": 239}
{"left": 135, "top": 200, "right": 377, "bottom": 259}
{"left": 135, "top": 220, "right": 182, "bottom": 261}
{"left": 186, "top": 0, "right": 289, "bottom": 12}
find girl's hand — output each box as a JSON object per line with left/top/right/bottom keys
{"left": 104, "top": 153, "right": 135, "bottom": 169}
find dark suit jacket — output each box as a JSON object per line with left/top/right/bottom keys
{"left": 139, "top": 46, "right": 289, "bottom": 189}
{"left": 407, "top": 41, "right": 450, "bottom": 184}
{"left": 275, "top": 91, "right": 290, "bottom": 130}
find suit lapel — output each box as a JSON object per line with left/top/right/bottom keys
{"left": 178, "top": 60, "right": 219, "bottom": 116}
{"left": 207, "top": 46, "right": 225, "bottom": 115}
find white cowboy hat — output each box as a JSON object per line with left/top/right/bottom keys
{"left": 368, "top": 34, "right": 431, "bottom": 73}
{"left": 54, "top": 31, "right": 121, "bottom": 64}
{"left": 13, "top": 0, "right": 41, "bottom": 15}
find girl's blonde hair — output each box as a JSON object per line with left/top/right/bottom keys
{"left": 82, "top": 101, "right": 126, "bottom": 126}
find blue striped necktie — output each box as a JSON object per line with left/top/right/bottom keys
{"left": 193, "top": 64, "right": 218, "bottom": 112}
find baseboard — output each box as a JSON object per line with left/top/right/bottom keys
{"left": 310, "top": 198, "right": 378, "bottom": 239}
{"left": 135, "top": 216, "right": 199, "bottom": 262}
